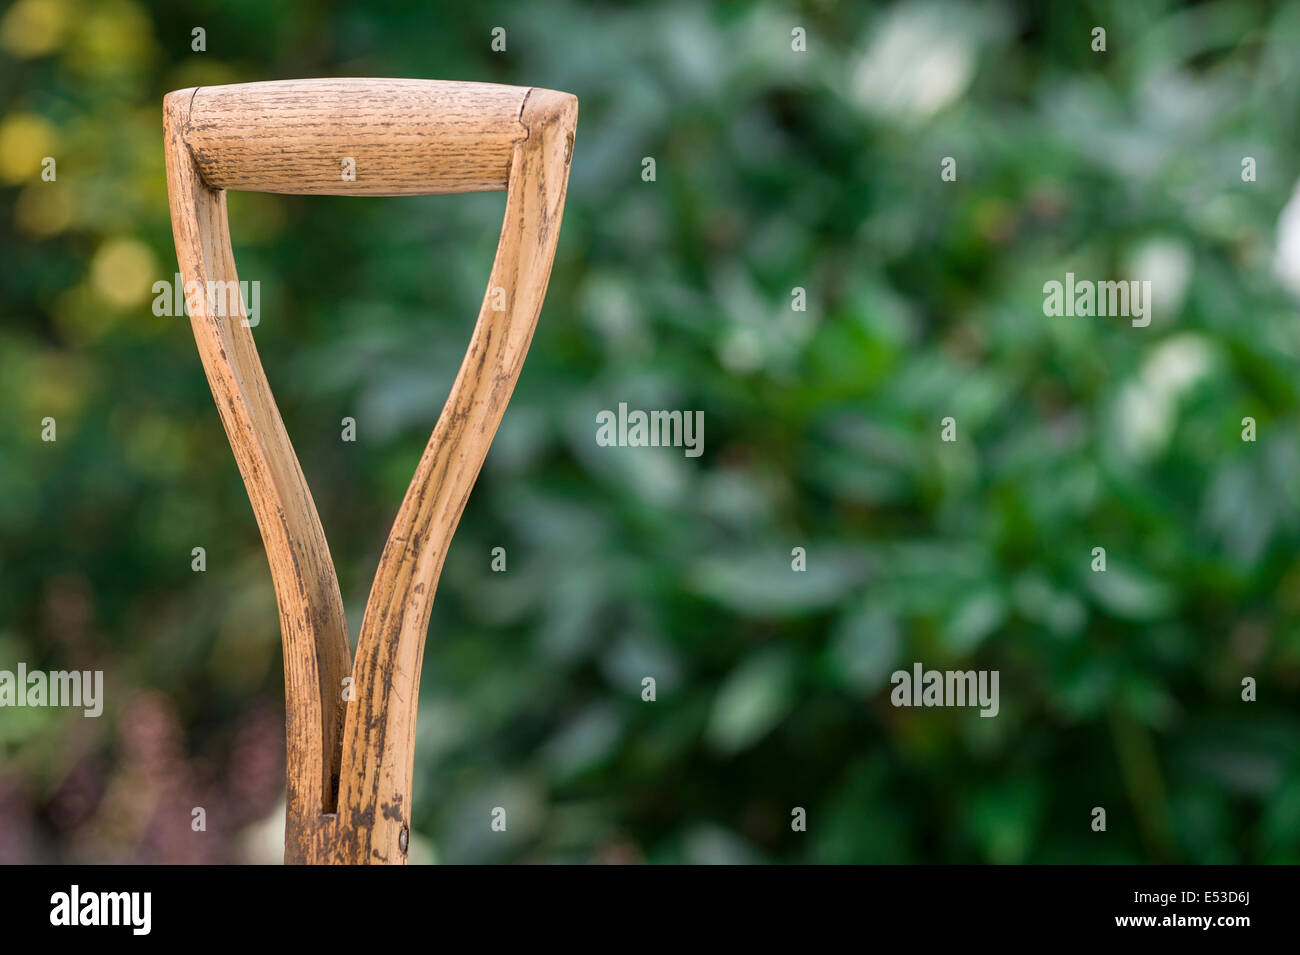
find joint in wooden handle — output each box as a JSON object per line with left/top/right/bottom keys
{"left": 171, "top": 78, "right": 535, "bottom": 196}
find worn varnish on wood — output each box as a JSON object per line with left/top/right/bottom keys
{"left": 163, "top": 78, "right": 577, "bottom": 864}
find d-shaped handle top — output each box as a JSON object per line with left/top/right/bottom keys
{"left": 164, "top": 75, "right": 577, "bottom": 863}
{"left": 167, "top": 77, "right": 572, "bottom": 196}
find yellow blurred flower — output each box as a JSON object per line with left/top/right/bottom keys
{"left": 0, "top": 112, "right": 57, "bottom": 183}
{"left": 90, "top": 237, "right": 158, "bottom": 309}
{"left": 0, "top": 0, "right": 71, "bottom": 58}
{"left": 15, "top": 182, "right": 75, "bottom": 236}
{"left": 63, "top": 0, "right": 154, "bottom": 77}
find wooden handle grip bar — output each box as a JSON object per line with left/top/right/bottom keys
{"left": 163, "top": 78, "right": 577, "bottom": 863}
{"left": 183, "top": 78, "right": 536, "bottom": 195}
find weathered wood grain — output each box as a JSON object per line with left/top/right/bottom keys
{"left": 164, "top": 79, "right": 576, "bottom": 864}
{"left": 184, "top": 78, "right": 531, "bottom": 196}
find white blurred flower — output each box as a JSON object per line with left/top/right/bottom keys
{"left": 850, "top": 3, "right": 981, "bottom": 121}
{"left": 1129, "top": 238, "right": 1193, "bottom": 320}
{"left": 1114, "top": 334, "right": 1215, "bottom": 461}
{"left": 1273, "top": 180, "right": 1300, "bottom": 298}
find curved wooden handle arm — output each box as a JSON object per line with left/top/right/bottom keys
{"left": 180, "top": 78, "right": 533, "bottom": 195}
{"left": 162, "top": 92, "right": 353, "bottom": 857}
{"left": 332, "top": 89, "right": 576, "bottom": 864}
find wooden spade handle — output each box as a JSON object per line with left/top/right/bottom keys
{"left": 163, "top": 78, "right": 577, "bottom": 864}
{"left": 182, "top": 78, "right": 538, "bottom": 196}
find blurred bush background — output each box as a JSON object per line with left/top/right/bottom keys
{"left": 2, "top": 0, "right": 1299, "bottom": 863}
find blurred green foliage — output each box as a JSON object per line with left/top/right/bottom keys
{"left": 1, "top": 0, "right": 1299, "bottom": 863}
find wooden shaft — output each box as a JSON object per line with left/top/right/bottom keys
{"left": 181, "top": 78, "right": 532, "bottom": 196}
